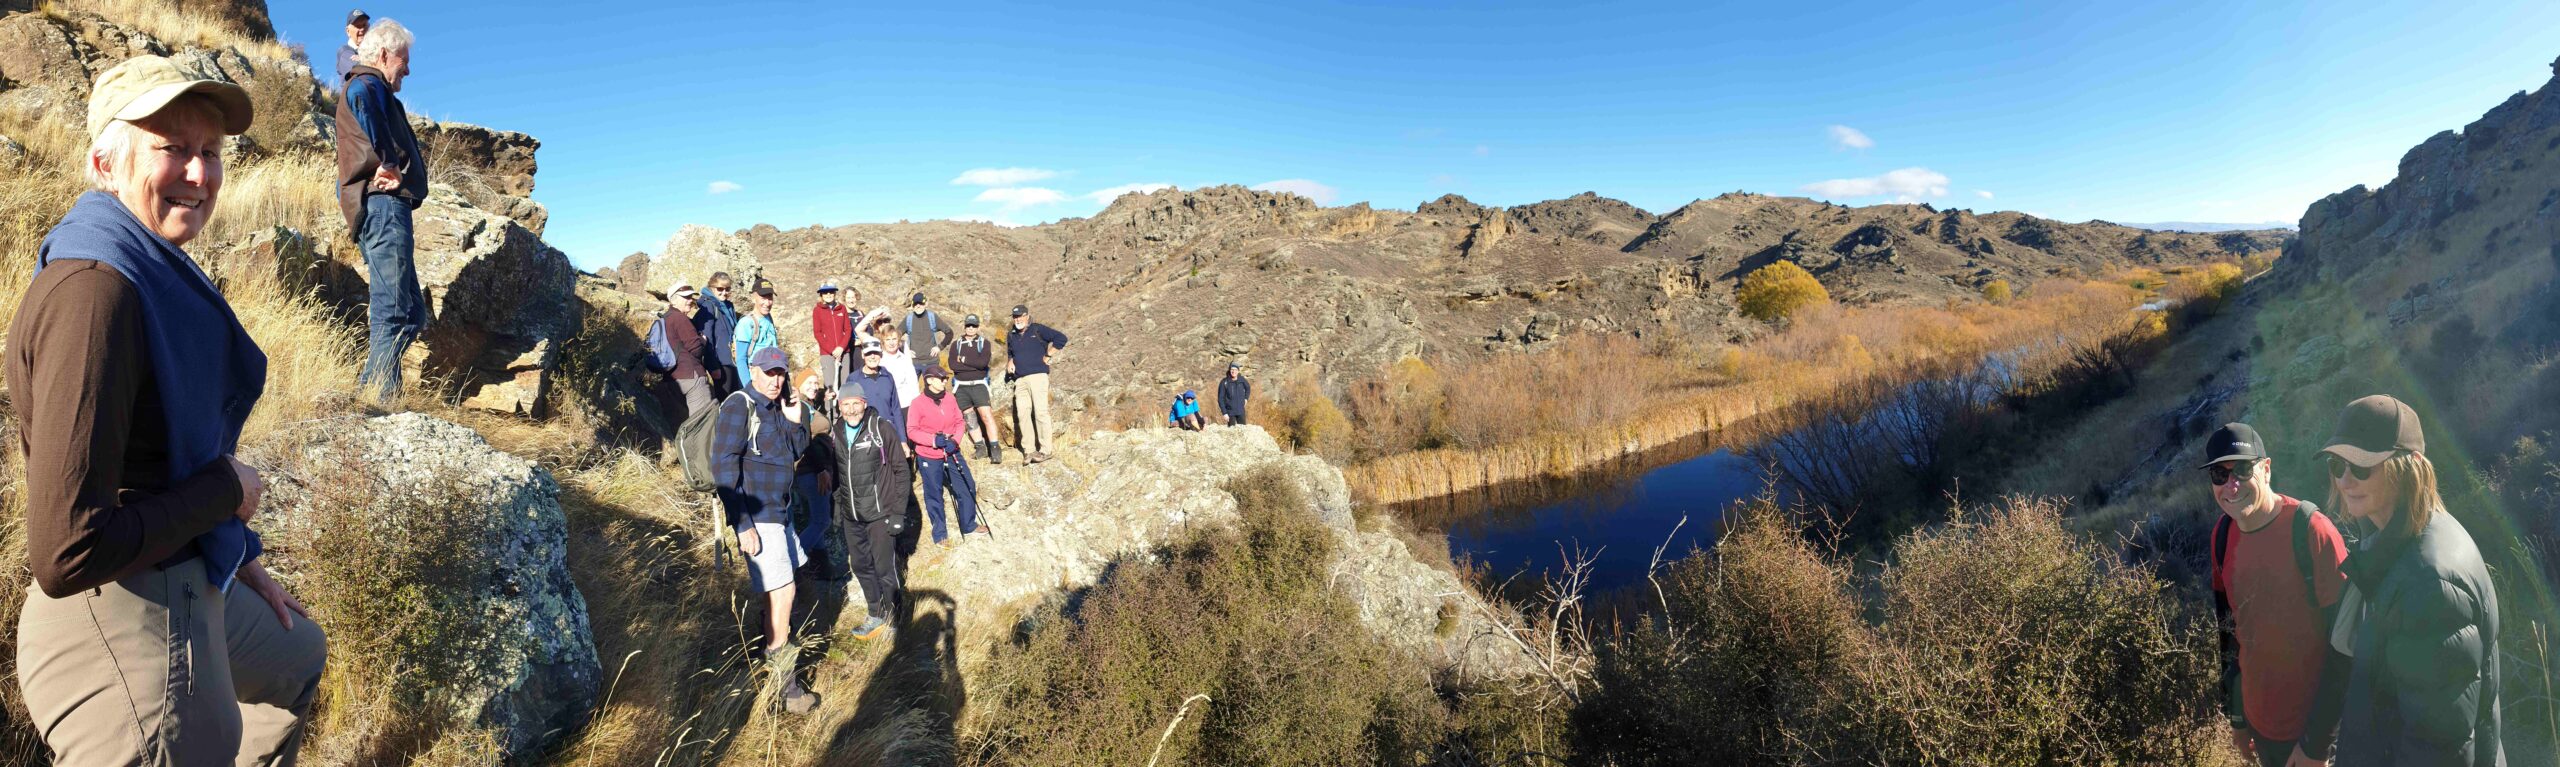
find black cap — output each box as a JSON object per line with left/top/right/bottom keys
{"left": 347, "top": 9, "right": 369, "bottom": 26}
{"left": 1228, "top": 361, "right": 1241, "bottom": 369}
{"left": 753, "top": 283, "right": 775, "bottom": 298}
{"left": 911, "top": 292, "right": 926, "bottom": 305}
{"left": 964, "top": 314, "right": 981, "bottom": 326}
{"left": 2197, "top": 423, "right": 2268, "bottom": 469}
{"left": 921, "top": 363, "right": 951, "bottom": 379}
{"left": 1011, "top": 304, "right": 1028, "bottom": 317}
{"left": 2322, "top": 394, "right": 2425, "bottom": 467}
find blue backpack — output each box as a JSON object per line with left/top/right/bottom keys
{"left": 644, "top": 316, "right": 679, "bottom": 372}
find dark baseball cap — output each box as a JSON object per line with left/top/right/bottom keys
{"left": 2196, "top": 423, "right": 2268, "bottom": 469}
{"left": 753, "top": 282, "right": 775, "bottom": 298}
{"left": 347, "top": 9, "right": 369, "bottom": 26}
{"left": 2321, "top": 394, "right": 2425, "bottom": 467}
{"left": 1228, "top": 361, "right": 1241, "bottom": 370}
{"left": 964, "top": 314, "right": 981, "bottom": 326}
{"left": 911, "top": 292, "right": 926, "bottom": 305}
{"left": 921, "top": 363, "right": 951, "bottom": 379}
{"left": 817, "top": 282, "right": 838, "bottom": 294}
{"left": 1011, "top": 304, "right": 1028, "bottom": 317}
{"left": 750, "top": 346, "right": 788, "bottom": 372}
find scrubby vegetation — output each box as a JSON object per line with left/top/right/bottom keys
{"left": 1736, "top": 260, "right": 1830, "bottom": 323}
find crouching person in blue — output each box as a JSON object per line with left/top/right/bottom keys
{"left": 1169, "top": 389, "right": 1206, "bottom": 431}
{"left": 13, "top": 56, "right": 327, "bottom": 763}
{"left": 827, "top": 386, "right": 912, "bottom": 642}
{"left": 712, "top": 346, "right": 818, "bottom": 713}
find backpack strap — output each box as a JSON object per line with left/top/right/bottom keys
{"left": 2210, "top": 513, "right": 2244, "bottom": 727}
{"left": 2291, "top": 498, "right": 2329, "bottom": 613}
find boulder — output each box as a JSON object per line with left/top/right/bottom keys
{"left": 168, "top": 0, "right": 275, "bottom": 41}
{"left": 409, "top": 118, "right": 541, "bottom": 197}
{"left": 652, "top": 223, "right": 762, "bottom": 292}
{"left": 259, "top": 413, "right": 602, "bottom": 761}
{"left": 410, "top": 186, "right": 577, "bottom": 416}
{"left": 0, "top": 13, "right": 93, "bottom": 98}
{"left": 615, "top": 251, "right": 653, "bottom": 297}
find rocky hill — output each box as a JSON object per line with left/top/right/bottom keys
{"left": 639, "top": 184, "right": 2288, "bottom": 409}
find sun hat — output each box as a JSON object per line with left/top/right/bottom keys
{"left": 87, "top": 55, "right": 253, "bottom": 140}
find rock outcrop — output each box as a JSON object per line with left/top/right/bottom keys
{"left": 259, "top": 413, "right": 602, "bottom": 761}
{"left": 947, "top": 426, "right": 1534, "bottom": 677}
{"left": 411, "top": 185, "right": 578, "bottom": 416}
{"left": 410, "top": 118, "right": 541, "bottom": 197}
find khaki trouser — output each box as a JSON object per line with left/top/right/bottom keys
{"left": 1012, "top": 372, "right": 1054, "bottom": 456}
{"left": 17, "top": 559, "right": 328, "bottom": 767}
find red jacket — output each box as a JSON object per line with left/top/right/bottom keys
{"left": 907, "top": 389, "right": 965, "bottom": 460}
{"left": 812, "top": 302, "right": 854, "bottom": 355}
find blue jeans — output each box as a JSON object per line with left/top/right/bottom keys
{"left": 918, "top": 458, "right": 978, "bottom": 542}
{"left": 793, "top": 472, "right": 832, "bottom": 556}
{"left": 356, "top": 194, "right": 426, "bottom": 400}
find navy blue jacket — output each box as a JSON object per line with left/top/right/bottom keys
{"left": 850, "top": 364, "right": 906, "bottom": 431}
{"left": 344, "top": 71, "right": 426, "bottom": 205}
{"left": 1005, "top": 322, "right": 1069, "bottom": 377}
{"left": 710, "top": 388, "right": 809, "bottom": 528}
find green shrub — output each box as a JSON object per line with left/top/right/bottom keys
{"left": 1737, "top": 261, "right": 1831, "bottom": 323}
{"left": 1982, "top": 279, "right": 2014, "bottom": 303}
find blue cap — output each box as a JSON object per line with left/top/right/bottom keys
{"left": 817, "top": 282, "right": 838, "bottom": 293}
{"left": 750, "top": 346, "right": 788, "bottom": 372}
{"left": 1182, "top": 390, "right": 1196, "bottom": 399}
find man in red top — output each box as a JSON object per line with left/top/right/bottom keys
{"left": 811, "top": 282, "right": 853, "bottom": 389}
{"left": 2204, "top": 423, "right": 2350, "bottom": 767}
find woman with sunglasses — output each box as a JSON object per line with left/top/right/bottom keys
{"left": 2324, "top": 395, "right": 2502, "bottom": 766}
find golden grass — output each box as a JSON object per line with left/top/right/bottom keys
{"left": 38, "top": 0, "right": 295, "bottom": 60}
{"left": 1345, "top": 279, "right": 2153, "bottom": 506}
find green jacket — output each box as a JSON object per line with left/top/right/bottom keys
{"left": 2335, "top": 510, "right": 2503, "bottom": 767}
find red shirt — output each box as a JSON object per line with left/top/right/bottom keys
{"left": 812, "top": 302, "right": 853, "bottom": 355}
{"left": 2212, "top": 496, "right": 2347, "bottom": 741}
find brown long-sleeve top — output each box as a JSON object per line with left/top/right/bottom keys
{"left": 8, "top": 261, "right": 242, "bottom": 598}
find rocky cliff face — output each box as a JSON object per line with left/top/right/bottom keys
{"left": 651, "top": 186, "right": 2287, "bottom": 416}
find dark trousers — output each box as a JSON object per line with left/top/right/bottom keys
{"left": 846, "top": 512, "right": 901, "bottom": 620}
{"left": 1224, "top": 411, "right": 1247, "bottom": 426}
{"left": 2250, "top": 733, "right": 2297, "bottom": 767}
{"left": 793, "top": 473, "right": 835, "bottom": 577}
{"left": 918, "top": 458, "right": 978, "bottom": 542}
{"left": 356, "top": 194, "right": 426, "bottom": 400}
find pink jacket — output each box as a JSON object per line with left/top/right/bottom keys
{"left": 907, "top": 389, "right": 965, "bottom": 460}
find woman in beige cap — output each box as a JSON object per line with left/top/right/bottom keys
{"left": 9, "top": 55, "right": 327, "bottom": 765}
{"left": 2321, "top": 394, "right": 2502, "bottom": 766}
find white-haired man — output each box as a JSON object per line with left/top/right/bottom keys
{"left": 333, "top": 18, "right": 426, "bottom": 404}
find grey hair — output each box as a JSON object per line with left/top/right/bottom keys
{"left": 85, "top": 94, "right": 225, "bottom": 193}
{"left": 356, "top": 18, "right": 413, "bottom": 65}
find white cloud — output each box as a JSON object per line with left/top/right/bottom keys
{"left": 1828, "top": 125, "right": 1875, "bottom": 151}
{"left": 707, "top": 180, "right": 743, "bottom": 195}
{"left": 1086, "top": 183, "right": 1174, "bottom": 204}
{"left": 950, "top": 167, "right": 1059, "bottom": 186}
{"left": 973, "top": 187, "right": 1068, "bottom": 211}
{"left": 1251, "top": 178, "right": 1339, "bottom": 205}
{"left": 1975, "top": 190, "right": 1995, "bottom": 200}
{"left": 1799, "top": 167, "right": 1950, "bottom": 202}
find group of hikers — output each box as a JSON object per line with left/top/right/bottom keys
{"left": 0, "top": 4, "right": 2518, "bottom": 763}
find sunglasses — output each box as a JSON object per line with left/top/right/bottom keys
{"left": 2206, "top": 461, "right": 2257, "bottom": 486}
{"left": 2327, "top": 455, "right": 2378, "bottom": 481}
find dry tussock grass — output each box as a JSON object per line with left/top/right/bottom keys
{"left": 39, "top": 0, "right": 295, "bottom": 60}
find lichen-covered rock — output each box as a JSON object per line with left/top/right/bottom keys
{"left": 259, "top": 413, "right": 601, "bottom": 761}
{"left": 942, "top": 425, "right": 1534, "bottom": 679}
{"left": 410, "top": 118, "right": 542, "bottom": 197}
{"left": 0, "top": 13, "right": 94, "bottom": 98}
{"left": 651, "top": 223, "right": 762, "bottom": 292}
{"left": 410, "top": 185, "right": 577, "bottom": 416}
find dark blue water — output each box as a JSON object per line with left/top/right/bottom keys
{"left": 1416, "top": 445, "right": 1779, "bottom": 596}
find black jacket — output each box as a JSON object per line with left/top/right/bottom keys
{"left": 2334, "top": 510, "right": 2503, "bottom": 767}
{"left": 1218, "top": 375, "right": 1251, "bottom": 417}
{"left": 824, "top": 408, "right": 911, "bottom": 524}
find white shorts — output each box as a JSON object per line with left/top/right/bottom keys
{"left": 741, "top": 521, "right": 807, "bottom": 593}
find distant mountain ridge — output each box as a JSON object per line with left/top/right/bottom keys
{"left": 2118, "top": 220, "right": 2299, "bottom": 233}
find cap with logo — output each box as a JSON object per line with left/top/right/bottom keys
{"left": 750, "top": 346, "right": 789, "bottom": 372}
{"left": 859, "top": 341, "right": 884, "bottom": 356}
{"left": 2321, "top": 394, "right": 2426, "bottom": 468}
{"left": 911, "top": 292, "right": 927, "bottom": 305}
{"left": 87, "top": 55, "right": 254, "bottom": 140}
{"left": 752, "top": 280, "right": 775, "bottom": 299}
{"left": 2196, "top": 423, "right": 2268, "bottom": 469}
{"left": 347, "top": 9, "right": 369, "bottom": 26}
{"left": 1010, "top": 304, "right": 1029, "bottom": 317}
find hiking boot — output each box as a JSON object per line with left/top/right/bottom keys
{"left": 782, "top": 684, "right": 820, "bottom": 715}
{"left": 853, "top": 616, "right": 890, "bottom": 641}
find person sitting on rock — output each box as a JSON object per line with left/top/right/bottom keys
{"left": 336, "top": 17, "right": 427, "bottom": 404}
{"left": 825, "top": 386, "right": 910, "bottom": 642}
{"left": 948, "top": 314, "right": 1002, "bottom": 463}
{"left": 14, "top": 55, "right": 326, "bottom": 764}
{"left": 710, "top": 346, "right": 817, "bottom": 713}
{"left": 1218, "top": 362, "right": 1251, "bottom": 426}
{"left": 1169, "top": 390, "right": 1207, "bottom": 431}
{"left": 909, "top": 365, "right": 985, "bottom": 545}
{"left": 730, "top": 280, "right": 781, "bottom": 387}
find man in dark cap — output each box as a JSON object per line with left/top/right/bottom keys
{"left": 335, "top": 10, "right": 367, "bottom": 84}
{"left": 2199, "top": 423, "right": 2349, "bottom": 767}
{"left": 901, "top": 291, "right": 952, "bottom": 360}
{"left": 1003, "top": 304, "right": 1069, "bottom": 463}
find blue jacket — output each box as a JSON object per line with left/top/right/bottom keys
{"left": 1168, "top": 397, "right": 1201, "bottom": 424}
{"left": 731, "top": 313, "right": 779, "bottom": 380}
{"left": 343, "top": 71, "right": 426, "bottom": 205}
{"left": 701, "top": 298, "right": 739, "bottom": 370}
{"left": 1005, "top": 322, "right": 1069, "bottom": 377}
{"left": 39, "top": 192, "right": 267, "bottom": 590}
{"left": 850, "top": 365, "right": 906, "bottom": 431}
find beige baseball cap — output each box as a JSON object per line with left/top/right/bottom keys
{"left": 86, "top": 55, "right": 254, "bottom": 140}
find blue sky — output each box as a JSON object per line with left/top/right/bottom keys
{"left": 273, "top": 1, "right": 2560, "bottom": 270}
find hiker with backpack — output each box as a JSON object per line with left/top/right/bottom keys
{"left": 812, "top": 283, "right": 853, "bottom": 390}
{"left": 650, "top": 281, "right": 715, "bottom": 417}
{"left": 2323, "top": 395, "right": 2503, "bottom": 767}
{"left": 949, "top": 315, "right": 1002, "bottom": 463}
{"left": 710, "top": 346, "right": 817, "bottom": 713}
{"left": 2201, "top": 423, "right": 2348, "bottom": 767}
{"left": 1169, "top": 390, "right": 1207, "bottom": 431}
{"left": 902, "top": 292, "right": 953, "bottom": 360}
{"left": 825, "top": 386, "right": 910, "bottom": 642}
{"left": 910, "top": 365, "right": 985, "bottom": 545}
{"left": 731, "top": 280, "right": 781, "bottom": 387}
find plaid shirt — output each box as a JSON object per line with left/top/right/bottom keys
{"left": 711, "top": 388, "right": 809, "bottom": 528}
